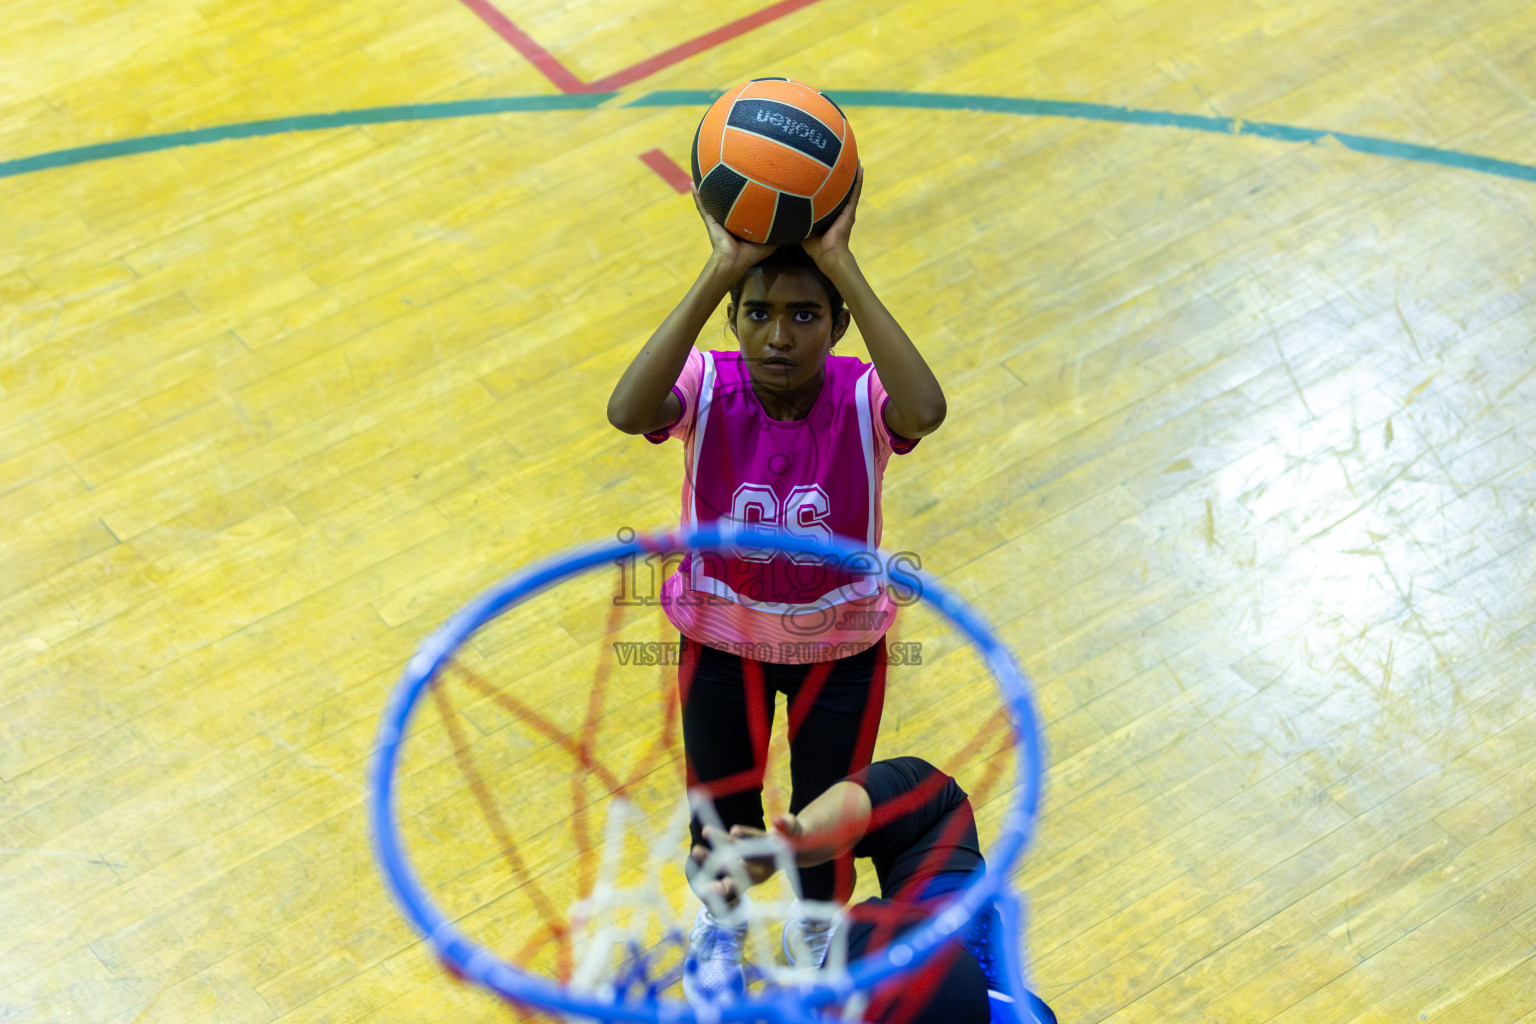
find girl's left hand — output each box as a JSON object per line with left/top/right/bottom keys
{"left": 801, "top": 166, "right": 862, "bottom": 267}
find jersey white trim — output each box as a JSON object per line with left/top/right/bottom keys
{"left": 686, "top": 568, "right": 879, "bottom": 615}
{"left": 685, "top": 349, "right": 718, "bottom": 535}
{"left": 855, "top": 366, "right": 878, "bottom": 549}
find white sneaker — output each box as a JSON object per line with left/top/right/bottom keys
{"left": 782, "top": 917, "right": 835, "bottom": 969}
{"left": 683, "top": 906, "right": 747, "bottom": 1008}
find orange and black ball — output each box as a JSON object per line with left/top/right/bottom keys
{"left": 691, "top": 78, "right": 859, "bottom": 245}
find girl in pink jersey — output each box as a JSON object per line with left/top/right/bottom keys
{"left": 608, "top": 170, "right": 945, "bottom": 1007}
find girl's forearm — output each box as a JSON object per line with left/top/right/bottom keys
{"left": 785, "top": 780, "right": 874, "bottom": 867}
{"left": 608, "top": 257, "right": 738, "bottom": 434}
{"left": 820, "top": 253, "right": 946, "bottom": 438}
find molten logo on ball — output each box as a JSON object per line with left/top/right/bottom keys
{"left": 753, "top": 109, "right": 830, "bottom": 150}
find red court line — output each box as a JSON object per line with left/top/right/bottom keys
{"left": 458, "top": 0, "right": 827, "bottom": 94}
{"left": 639, "top": 148, "right": 692, "bottom": 193}
{"left": 457, "top": 0, "right": 586, "bottom": 93}
{"left": 585, "top": 0, "right": 827, "bottom": 93}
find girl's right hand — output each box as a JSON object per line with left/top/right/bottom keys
{"left": 694, "top": 184, "right": 776, "bottom": 274}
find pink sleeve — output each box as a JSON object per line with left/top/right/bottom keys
{"left": 867, "top": 367, "right": 920, "bottom": 457}
{"left": 644, "top": 347, "right": 706, "bottom": 444}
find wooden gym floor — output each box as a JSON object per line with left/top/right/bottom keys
{"left": 4, "top": 0, "right": 1535, "bottom": 1021}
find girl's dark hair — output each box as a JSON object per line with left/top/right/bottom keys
{"left": 727, "top": 246, "right": 845, "bottom": 316}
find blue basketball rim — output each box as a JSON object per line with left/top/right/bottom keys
{"left": 367, "top": 525, "right": 1046, "bottom": 1023}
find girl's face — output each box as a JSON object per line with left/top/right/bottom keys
{"left": 729, "top": 267, "right": 850, "bottom": 393}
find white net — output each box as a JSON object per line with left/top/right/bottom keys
{"left": 561, "top": 787, "right": 859, "bottom": 1016}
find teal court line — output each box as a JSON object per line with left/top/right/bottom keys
{"left": 3, "top": 90, "right": 1533, "bottom": 185}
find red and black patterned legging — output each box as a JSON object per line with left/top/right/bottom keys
{"left": 678, "top": 634, "right": 887, "bottom": 903}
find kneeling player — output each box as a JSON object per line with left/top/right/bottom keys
{"left": 690, "top": 755, "right": 1056, "bottom": 1024}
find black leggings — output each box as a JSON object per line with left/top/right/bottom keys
{"left": 679, "top": 634, "right": 887, "bottom": 903}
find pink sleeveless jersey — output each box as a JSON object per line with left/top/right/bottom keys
{"left": 645, "top": 348, "right": 918, "bottom": 664}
